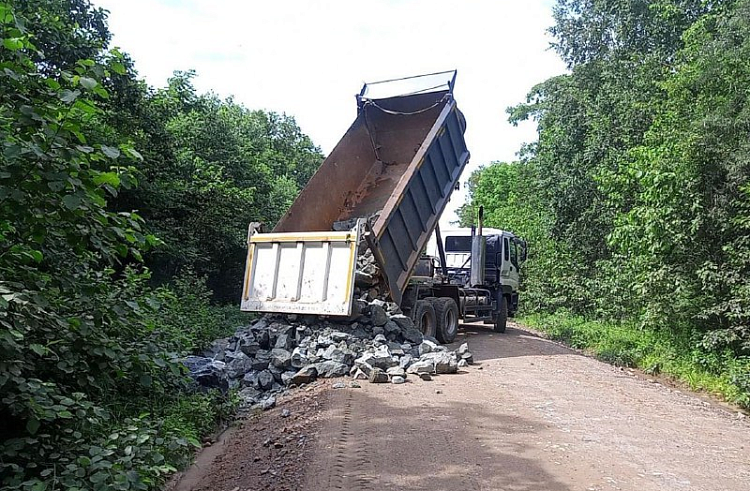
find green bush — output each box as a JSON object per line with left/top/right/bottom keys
{"left": 151, "top": 271, "right": 248, "bottom": 353}
{"left": 0, "top": 4, "right": 246, "bottom": 488}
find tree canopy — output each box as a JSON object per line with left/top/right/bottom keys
{"left": 463, "top": 0, "right": 750, "bottom": 402}
{"left": 0, "top": 1, "right": 322, "bottom": 488}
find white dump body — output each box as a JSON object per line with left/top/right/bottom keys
{"left": 240, "top": 226, "right": 361, "bottom": 316}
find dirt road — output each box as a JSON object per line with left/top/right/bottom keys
{"left": 173, "top": 322, "right": 750, "bottom": 491}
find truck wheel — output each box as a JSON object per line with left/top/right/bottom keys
{"left": 493, "top": 295, "right": 508, "bottom": 333}
{"left": 508, "top": 295, "right": 517, "bottom": 318}
{"left": 434, "top": 298, "right": 459, "bottom": 344}
{"left": 414, "top": 300, "right": 437, "bottom": 339}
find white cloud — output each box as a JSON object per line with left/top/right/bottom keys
{"left": 95, "top": 0, "right": 566, "bottom": 224}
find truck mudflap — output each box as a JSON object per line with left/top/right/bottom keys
{"left": 240, "top": 223, "right": 361, "bottom": 316}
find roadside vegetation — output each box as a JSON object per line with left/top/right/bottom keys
{"left": 0, "top": 1, "right": 321, "bottom": 489}
{"left": 523, "top": 314, "right": 750, "bottom": 409}
{"left": 461, "top": 0, "right": 750, "bottom": 410}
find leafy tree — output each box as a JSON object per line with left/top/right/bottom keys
{"left": 475, "top": 1, "right": 750, "bottom": 356}
{"left": 0, "top": 0, "right": 318, "bottom": 487}
{"left": 606, "top": 0, "right": 750, "bottom": 350}
{"left": 112, "top": 71, "right": 323, "bottom": 299}
{"left": 0, "top": 1, "right": 189, "bottom": 487}
{"left": 504, "top": 0, "right": 721, "bottom": 315}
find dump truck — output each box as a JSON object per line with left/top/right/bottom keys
{"left": 241, "top": 71, "right": 526, "bottom": 342}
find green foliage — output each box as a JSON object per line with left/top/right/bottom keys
{"left": 0, "top": 1, "right": 304, "bottom": 488}
{"left": 112, "top": 71, "right": 323, "bottom": 300}
{"left": 465, "top": 0, "right": 750, "bottom": 409}
{"left": 151, "top": 270, "right": 248, "bottom": 352}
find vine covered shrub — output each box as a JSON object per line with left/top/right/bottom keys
{"left": 0, "top": 3, "right": 240, "bottom": 489}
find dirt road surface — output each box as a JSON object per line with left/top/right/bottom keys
{"left": 172, "top": 322, "right": 750, "bottom": 491}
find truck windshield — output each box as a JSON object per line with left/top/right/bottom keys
{"left": 445, "top": 236, "right": 472, "bottom": 252}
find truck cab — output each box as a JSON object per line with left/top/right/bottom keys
{"left": 427, "top": 228, "right": 525, "bottom": 316}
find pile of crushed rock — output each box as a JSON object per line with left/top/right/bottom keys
{"left": 182, "top": 298, "right": 474, "bottom": 412}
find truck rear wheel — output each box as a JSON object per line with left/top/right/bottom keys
{"left": 434, "top": 298, "right": 459, "bottom": 344}
{"left": 414, "top": 300, "right": 437, "bottom": 339}
{"left": 494, "top": 295, "right": 508, "bottom": 333}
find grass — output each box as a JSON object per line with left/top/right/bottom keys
{"left": 520, "top": 312, "right": 750, "bottom": 411}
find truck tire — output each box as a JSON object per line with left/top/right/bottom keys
{"left": 414, "top": 300, "right": 437, "bottom": 339}
{"left": 433, "top": 298, "right": 459, "bottom": 344}
{"left": 508, "top": 294, "right": 517, "bottom": 318}
{"left": 493, "top": 295, "right": 508, "bottom": 333}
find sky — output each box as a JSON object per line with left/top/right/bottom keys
{"left": 94, "top": 0, "right": 566, "bottom": 224}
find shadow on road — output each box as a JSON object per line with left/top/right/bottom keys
{"left": 308, "top": 388, "right": 574, "bottom": 491}
{"left": 451, "top": 322, "right": 579, "bottom": 363}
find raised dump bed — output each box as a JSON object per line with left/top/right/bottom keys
{"left": 241, "top": 71, "right": 470, "bottom": 315}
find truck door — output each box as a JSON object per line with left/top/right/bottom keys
{"left": 499, "top": 237, "right": 511, "bottom": 280}
{"left": 499, "top": 236, "right": 520, "bottom": 291}
{"left": 508, "top": 239, "right": 520, "bottom": 291}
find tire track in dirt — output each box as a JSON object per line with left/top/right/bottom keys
{"left": 302, "top": 324, "right": 750, "bottom": 491}
{"left": 307, "top": 388, "right": 379, "bottom": 491}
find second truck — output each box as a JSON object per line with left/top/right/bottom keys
{"left": 240, "top": 71, "right": 526, "bottom": 343}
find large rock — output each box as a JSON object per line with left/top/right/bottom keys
{"left": 316, "top": 333, "right": 335, "bottom": 348}
{"left": 322, "top": 345, "right": 355, "bottom": 365}
{"left": 330, "top": 331, "right": 350, "bottom": 342}
{"left": 457, "top": 342, "right": 474, "bottom": 364}
{"left": 274, "top": 332, "right": 295, "bottom": 351}
{"left": 406, "top": 359, "right": 435, "bottom": 375}
{"left": 419, "top": 339, "right": 439, "bottom": 356}
{"left": 253, "top": 327, "right": 271, "bottom": 350}
{"left": 251, "top": 351, "right": 271, "bottom": 371}
{"left": 289, "top": 365, "right": 317, "bottom": 385}
{"left": 368, "top": 367, "right": 389, "bottom": 383}
{"left": 314, "top": 361, "right": 350, "bottom": 378}
{"left": 226, "top": 352, "right": 254, "bottom": 379}
{"left": 370, "top": 304, "right": 389, "bottom": 327}
{"left": 388, "top": 342, "right": 405, "bottom": 357}
{"left": 353, "top": 354, "right": 377, "bottom": 376}
{"left": 259, "top": 395, "right": 276, "bottom": 411}
{"left": 269, "top": 322, "right": 294, "bottom": 345}
{"left": 351, "top": 368, "right": 369, "bottom": 380}
{"left": 386, "top": 366, "right": 406, "bottom": 378}
{"left": 291, "top": 347, "right": 309, "bottom": 369}
{"left": 242, "top": 371, "right": 259, "bottom": 388}
{"left": 203, "top": 338, "right": 230, "bottom": 361}
{"left": 268, "top": 364, "right": 284, "bottom": 383}
{"left": 281, "top": 371, "right": 297, "bottom": 386}
{"left": 370, "top": 345, "right": 398, "bottom": 369}
{"left": 295, "top": 325, "right": 310, "bottom": 342}
{"left": 270, "top": 348, "right": 292, "bottom": 370}
{"left": 390, "top": 314, "right": 414, "bottom": 330}
{"left": 355, "top": 271, "right": 378, "bottom": 287}
{"left": 239, "top": 339, "right": 261, "bottom": 357}
{"left": 422, "top": 351, "right": 458, "bottom": 374}
{"left": 384, "top": 321, "right": 401, "bottom": 335}
{"left": 238, "top": 387, "right": 262, "bottom": 404}
{"left": 183, "top": 356, "right": 227, "bottom": 389}
{"left": 402, "top": 327, "right": 424, "bottom": 345}
{"left": 258, "top": 369, "right": 274, "bottom": 391}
